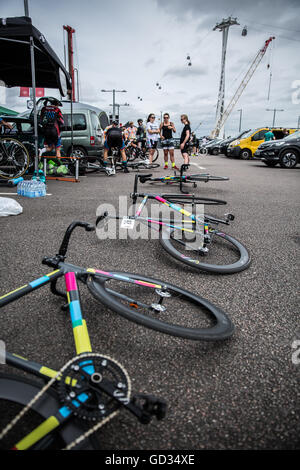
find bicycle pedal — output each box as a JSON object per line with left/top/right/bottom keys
{"left": 225, "top": 213, "right": 235, "bottom": 221}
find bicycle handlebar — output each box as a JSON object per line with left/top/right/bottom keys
{"left": 57, "top": 221, "right": 95, "bottom": 258}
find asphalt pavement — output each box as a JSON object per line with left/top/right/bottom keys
{"left": 0, "top": 150, "right": 299, "bottom": 450}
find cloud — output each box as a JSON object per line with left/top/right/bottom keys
{"left": 164, "top": 65, "right": 207, "bottom": 78}
{"left": 144, "top": 58, "right": 156, "bottom": 67}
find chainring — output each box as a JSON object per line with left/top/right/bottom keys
{"left": 58, "top": 354, "right": 131, "bottom": 421}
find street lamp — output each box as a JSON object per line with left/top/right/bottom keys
{"left": 109, "top": 102, "right": 129, "bottom": 123}
{"left": 101, "top": 89, "right": 127, "bottom": 122}
{"left": 266, "top": 108, "right": 284, "bottom": 127}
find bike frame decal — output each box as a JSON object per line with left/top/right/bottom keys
{"left": 0, "top": 270, "right": 61, "bottom": 307}
{"left": 64, "top": 272, "right": 92, "bottom": 355}
{"left": 14, "top": 416, "right": 60, "bottom": 450}
{"left": 154, "top": 195, "right": 196, "bottom": 220}
{"left": 87, "top": 269, "right": 162, "bottom": 289}
{"left": 135, "top": 196, "right": 148, "bottom": 217}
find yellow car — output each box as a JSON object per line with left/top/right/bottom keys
{"left": 227, "top": 127, "right": 298, "bottom": 160}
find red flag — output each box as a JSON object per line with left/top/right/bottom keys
{"left": 20, "top": 87, "right": 30, "bottom": 97}
{"left": 19, "top": 87, "right": 44, "bottom": 98}
{"left": 36, "top": 88, "right": 45, "bottom": 97}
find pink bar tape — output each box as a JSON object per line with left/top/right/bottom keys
{"left": 65, "top": 272, "right": 78, "bottom": 292}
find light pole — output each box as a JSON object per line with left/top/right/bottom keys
{"left": 213, "top": 17, "right": 239, "bottom": 136}
{"left": 237, "top": 109, "right": 242, "bottom": 132}
{"left": 109, "top": 103, "right": 129, "bottom": 123}
{"left": 297, "top": 116, "right": 300, "bottom": 128}
{"left": 266, "top": 108, "right": 284, "bottom": 127}
{"left": 101, "top": 89, "right": 127, "bottom": 122}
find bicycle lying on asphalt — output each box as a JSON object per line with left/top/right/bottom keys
{"left": 0, "top": 221, "right": 235, "bottom": 450}
{"left": 0, "top": 136, "right": 30, "bottom": 179}
{"left": 97, "top": 174, "right": 251, "bottom": 274}
{"left": 142, "top": 164, "right": 229, "bottom": 193}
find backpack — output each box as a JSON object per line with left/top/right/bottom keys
{"left": 41, "top": 106, "right": 59, "bottom": 129}
{"left": 106, "top": 127, "right": 123, "bottom": 144}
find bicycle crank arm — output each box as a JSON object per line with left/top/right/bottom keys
{"left": 93, "top": 379, "right": 167, "bottom": 424}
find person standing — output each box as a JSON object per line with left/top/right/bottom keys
{"left": 103, "top": 121, "right": 129, "bottom": 173}
{"left": 40, "top": 97, "right": 64, "bottom": 158}
{"left": 264, "top": 128, "right": 275, "bottom": 141}
{"left": 160, "top": 113, "right": 179, "bottom": 170}
{"left": 180, "top": 114, "right": 191, "bottom": 165}
{"left": 136, "top": 119, "right": 146, "bottom": 149}
{"left": 146, "top": 113, "right": 160, "bottom": 164}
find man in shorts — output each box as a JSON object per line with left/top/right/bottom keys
{"left": 40, "top": 98, "right": 64, "bottom": 158}
{"left": 103, "top": 121, "right": 128, "bottom": 173}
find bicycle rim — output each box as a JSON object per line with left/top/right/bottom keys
{"left": 160, "top": 227, "right": 251, "bottom": 274}
{"left": 160, "top": 194, "right": 227, "bottom": 205}
{"left": 86, "top": 272, "right": 234, "bottom": 341}
{"left": 152, "top": 149, "right": 159, "bottom": 163}
{"left": 0, "top": 138, "right": 29, "bottom": 179}
{"left": 0, "top": 373, "right": 99, "bottom": 450}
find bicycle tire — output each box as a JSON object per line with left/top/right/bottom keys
{"left": 86, "top": 272, "right": 234, "bottom": 341}
{"left": 0, "top": 137, "right": 30, "bottom": 179}
{"left": 160, "top": 194, "right": 227, "bottom": 205}
{"left": 159, "top": 227, "right": 251, "bottom": 274}
{"left": 187, "top": 175, "right": 229, "bottom": 182}
{"left": 0, "top": 373, "right": 99, "bottom": 450}
{"left": 151, "top": 149, "right": 159, "bottom": 163}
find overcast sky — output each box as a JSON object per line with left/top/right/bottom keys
{"left": 1, "top": 0, "right": 300, "bottom": 137}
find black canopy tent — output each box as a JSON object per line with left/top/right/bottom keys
{"left": 0, "top": 16, "right": 72, "bottom": 172}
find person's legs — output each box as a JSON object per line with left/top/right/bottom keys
{"left": 181, "top": 149, "right": 189, "bottom": 165}
{"left": 120, "top": 145, "right": 129, "bottom": 173}
{"left": 149, "top": 148, "right": 154, "bottom": 164}
{"left": 163, "top": 148, "right": 169, "bottom": 168}
{"left": 103, "top": 142, "right": 109, "bottom": 163}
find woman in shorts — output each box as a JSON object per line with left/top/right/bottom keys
{"left": 146, "top": 114, "right": 160, "bottom": 164}
{"left": 180, "top": 114, "right": 191, "bottom": 165}
{"left": 160, "top": 113, "right": 179, "bottom": 170}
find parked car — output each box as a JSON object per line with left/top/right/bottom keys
{"left": 254, "top": 129, "right": 300, "bottom": 168}
{"left": 215, "top": 130, "right": 251, "bottom": 156}
{"left": 227, "top": 127, "right": 298, "bottom": 160}
{"left": 204, "top": 138, "right": 224, "bottom": 154}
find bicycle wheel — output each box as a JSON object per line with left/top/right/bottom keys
{"left": 86, "top": 272, "right": 234, "bottom": 341}
{"left": 0, "top": 138, "right": 30, "bottom": 179}
{"left": 151, "top": 149, "right": 159, "bottom": 163}
{"left": 0, "top": 373, "right": 99, "bottom": 450}
{"left": 187, "top": 175, "right": 229, "bottom": 182}
{"left": 159, "top": 226, "right": 251, "bottom": 274}
{"left": 161, "top": 194, "right": 227, "bottom": 205}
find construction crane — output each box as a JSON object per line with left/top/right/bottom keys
{"left": 211, "top": 36, "right": 275, "bottom": 138}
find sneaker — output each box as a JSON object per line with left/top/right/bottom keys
{"left": 123, "top": 166, "right": 129, "bottom": 173}
{"left": 172, "top": 165, "right": 180, "bottom": 171}
{"left": 164, "top": 165, "right": 168, "bottom": 169}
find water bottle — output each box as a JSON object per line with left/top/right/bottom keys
{"left": 32, "top": 170, "right": 37, "bottom": 181}
{"left": 28, "top": 180, "right": 34, "bottom": 198}
{"left": 9, "top": 177, "right": 24, "bottom": 187}
{"left": 38, "top": 170, "right": 46, "bottom": 183}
